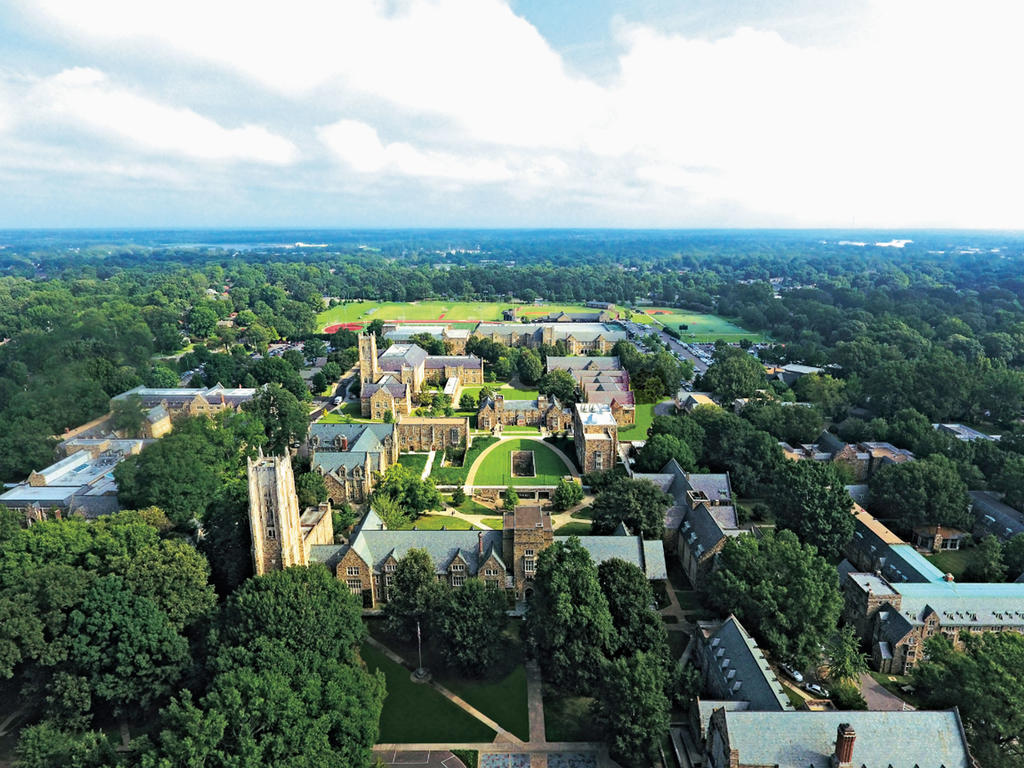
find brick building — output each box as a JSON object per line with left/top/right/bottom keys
{"left": 395, "top": 415, "right": 471, "bottom": 452}
{"left": 546, "top": 356, "right": 635, "bottom": 425}
{"left": 573, "top": 402, "right": 619, "bottom": 474}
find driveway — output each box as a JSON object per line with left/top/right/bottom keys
{"left": 859, "top": 673, "right": 915, "bottom": 711}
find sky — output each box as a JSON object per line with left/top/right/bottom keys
{"left": 0, "top": 0, "right": 1022, "bottom": 229}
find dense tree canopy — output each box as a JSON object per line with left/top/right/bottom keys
{"left": 869, "top": 455, "right": 972, "bottom": 531}
{"left": 589, "top": 477, "right": 672, "bottom": 539}
{"left": 769, "top": 460, "right": 855, "bottom": 559}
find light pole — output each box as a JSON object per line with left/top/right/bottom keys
{"left": 412, "top": 619, "right": 429, "bottom": 682}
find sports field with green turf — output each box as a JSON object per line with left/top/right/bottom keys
{"left": 317, "top": 300, "right": 621, "bottom": 331}
{"left": 639, "top": 307, "right": 767, "bottom": 342}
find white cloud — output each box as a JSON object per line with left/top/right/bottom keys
{"left": 317, "top": 119, "right": 512, "bottom": 181}
{"left": 30, "top": 67, "right": 297, "bottom": 165}
{"left": 11, "top": 0, "right": 1024, "bottom": 226}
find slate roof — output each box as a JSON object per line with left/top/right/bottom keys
{"left": 362, "top": 374, "right": 407, "bottom": 398}
{"left": 481, "top": 397, "right": 549, "bottom": 412}
{"left": 701, "top": 616, "right": 792, "bottom": 711}
{"left": 309, "top": 422, "right": 393, "bottom": 451}
{"left": 546, "top": 356, "right": 621, "bottom": 372}
{"left": 721, "top": 709, "right": 970, "bottom": 768}
{"left": 970, "top": 490, "right": 1024, "bottom": 540}
{"left": 423, "top": 355, "right": 482, "bottom": 369}
{"left": 892, "top": 581, "right": 1024, "bottom": 628}
{"left": 378, "top": 343, "right": 429, "bottom": 370}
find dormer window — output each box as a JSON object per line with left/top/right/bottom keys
{"left": 451, "top": 564, "right": 465, "bottom": 572}
{"left": 385, "top": 563, "right": 396, "bottom": 573}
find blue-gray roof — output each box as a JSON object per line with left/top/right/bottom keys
{"left": 378, "top": 343, "right": 429, "bottom": 370}
{"left": 721, "top": 709, "right": 970, "bottom": 768}
{"left": 970, "top": 490, "right": 1024, "bottom": 540}
{"left": 565, "top": 535, "right": 667, "bottom": 580}
{"left": 701, "top": 616, "right": 792, "bottom": 711}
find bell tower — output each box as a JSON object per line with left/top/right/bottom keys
{"left": 247, "top": 453, "right": 306, "bottom": 576}
{"left": 359, "top": 333, "right": 380, "bottom": 384}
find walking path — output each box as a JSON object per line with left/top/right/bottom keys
{"left": 859, "top": 672, "right": 915, "bottom": 711}
{"left": 422, "top": 450, "right": 437, "bottom": 480}
{"left": 525, "top": 661, "right": 546, "bottom": 743}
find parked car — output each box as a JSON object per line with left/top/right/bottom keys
{"left": 803, "top": 682, "right": 830, "bottom": 698}
{"left": 779, "top": 663, "right": 804, "bottom": 683}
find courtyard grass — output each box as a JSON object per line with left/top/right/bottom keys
{"left": 396, "top": 453, "right": 429, "bottom": 474}
{"left": 480, "top": 518, "right": 504, "bottom": 529}
{"left": 430, "top": 436, "right": 499, "bottom": 486}
{"left": 640, "top": 308, "right": 767, "bottom": 343}
{"left": 542, "top": 686, "right": 602, "bottom": 742}
{"left": 460, "top": 384, "right": 541, "bottom": 403}
{"left": 445, "top": 496, "right": 495, "bottom": 515}
{"left": 317, "top": 402, "right": 374, "bottom": 423}
{"left": 674, "top": 590, "right": 702, "bottom": 611}
{"left": 360, "top": 643, "right": 497, "bottom": 743}
{"left": 471, "top": 438, "right": 574, "bottom": 486}
{"left": 396, "top": 515, "right": 479, "bottom": 531}
{"left": 554, "top": 521, "right": 592, "bottom": 535}
{"left": 617, "top": 400, "right": 668, "bottom": 440}
{"left": 782, "top": 682, "right": 807, "bottom": 709}
{"left": 441, "top": 663, "right": 530, "bottom": 742}
{"left": 925, "top": 548, "right": 982, "bottom": 581}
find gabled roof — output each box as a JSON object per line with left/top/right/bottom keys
{"left": 721, "top": 709, "right": 970, "bottom": 768}
{"left": 423, "top": 355, "right": 482, "bottom": 369}
{"left": 362, "top": 374, "right": 407, "bottom": 398}
{"left": 378, "top": 343, "right": 429, "bottom": 370}
{"left": 700, "top": 615, "right": 792, "bottom": 711}
{"left": 567, "top": 535, "right": 668, "bottom": 580}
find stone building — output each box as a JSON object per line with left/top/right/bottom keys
{"left": 841, "top": 506, "right": 1024, "bottom": 673}
{"left": 476, "top": 393, "right": 572, "bottom": 432}
{"left": 471, "top": 322, "right": 627, "bottom": 355}
{"left": 395, "top": 415, "right": 471, "bottom": 453}
{"left": 382, "top": 324, "right": 472, "bottom": 354}
{"left": 781, "top": 431, "right": 915, "bottom": 482}
{"left": 247, "top": 453, "right": 333, "bottom": 576}
{"left": 358, "top": 334, "right": 483, "bottom": 418}
{"left": 573, "top": 402, "right": 619, "bottom": 474}
{"left": 306, "top": 505, "right": 665, "bottom": 607}
{"left": 545, "top": 356, "right": 635, "bottom": 425}
{"left": 694, "top": 615, "right": 792, "bottom": 713}
{"left": 308, "top": 422, "right": 397, "bottom": 505}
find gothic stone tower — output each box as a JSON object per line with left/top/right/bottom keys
{"left": 248, "top": 453, "right": 306, "bottom": 576}
{"left": 502, "top": 505, "right": 554, "bottom": 599}
{"left": 358, "top": 333, "right": 380, "bottom": 384}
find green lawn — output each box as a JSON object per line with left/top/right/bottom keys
{"left": 570, "top": 507, "right": 594, "bottom": 520}
{"left": 471, "top": 438, "right": 574, "bottom": 486}
{"left": 867, "top": 671, "right": 922, "bottom": 708}
{"left": 554, "top": 521, "right": 592, "bottom": 535}
{"left": 543, "top": 686, "right": 603, "bottom": 742}
{"left": 640, "top": 308, "right": 767, "bottom": 343}
{"left": 441, "top": 664, "right": 530, "bottom": 742}
{"left": 460, "top": 384, "right": 541, "bottom": 402}
{"left": 446, "top": 496, "right": 495, "bottom": 515}
{"left": 782, "top": 682, "right": 807, "bottom": 709}
{"left": 675, "top": 590, "right": 702, "bottom": 611}
{"left": 925, "top": 549, "right": 981, "bottom": 581}
{"left": 397, "top": 453, "right": 429, "bottom": 474}
{"left": 360, "top": 643, "right": 497, "bottom": 743}
{"left": 480, "top": 518, "right": 504, "bottom": 529}
{"left": 617, "top": 400, "right": 669, "bottom": 440}
{"left": 396, "top": 515, "right": 479, "bottom": 531}
{"left": 318, "top": 300, "right": 621, "bottom": 331}
{"left": 430, "top": 437, "right": 499, "bottom": 485}
{"left": 318, "top": 402, "right": 374, "bottom": 423}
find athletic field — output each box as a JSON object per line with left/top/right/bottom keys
{"left": 639, "top": 307, "right": 767, "bottom": 342}
{"left": 317, "top": 300, "right": 618, "bottom": 331}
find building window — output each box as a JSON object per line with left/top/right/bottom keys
{"left": 385, "top": 575, "right": 394, "bottom": 587}
{"left": 524, "top": 559, "right": 535, "bottom": 574}
{"left": 346, "top": 579, "right": 361, "bottom": 595}
{"left": 451, "top": 564, "right": 465, "bottom": 572}
{"left": 266, "top": 527, "right": 276, "bottom": 539}
{"left": 346, "top": 566, "right": 360, "bottom": 576}
{"left": 594, "top": 453, "right": 604, "bottom": 470}
{"left": 385, "top": 563, "right": 396, "bottom": 572}
{"left": 525, "top": 549, "right": 534, "bottom": 557}
{"left": 452, "top": 576, "right": 465, "bottom": 587}
{"left": 485, "top": 568, "right": 497, "bottom": 576}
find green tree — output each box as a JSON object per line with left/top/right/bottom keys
{"left": 15, "top": 722, "right": 116, "bottom": 768}
{"left": 373, "top": 463, "right": 443, "bottom": 517}
{"left": 770, "top": 460, "right": 855, "bottom": 559}
{"left": 459, "top": 391, "right": 478, "bottom": 410}
{"left": 384, "top": 549, "right": 444, "bottom": 642}
{"left": 592, "top": 652, "right": 670, "bottom": 768}
{"left": 516, "top": 349, "right": 543, "bottom": 385}
{"left": 551, "top": 478, "right": 584, "bottom": 512}
{"left": 914, "top": 632, "right": 1024, "bottom": 767}
{"left": 432, "top": 579, "right": 508, "bottom": 676}
{"left": 869, "top": 455, "right": 972, "bottom": 531}
{"left": 965, "top": 535, "right": 1007, "bottom": 583}
{"left": 702, "top": 345, "right": 765, "bottom": 401}
{"left": 598, "top": 558, "right": 667, "bottom": 658}
{"left": 502, "top": 486, "right": 519, "bottom": 512}
{"left": 296, "top": 471, "right": 328, "bottom": 508}
{"left": 188, "top": 304, "right": 218, "bottom": 339}
{"left": 634, "top": 433, "right": 696, "bottom": 472}
{"left": 525, "top": 538, "right": 614, "bottom": 693}
{"left": 303, "top": 338, "right": 328, "bottom": 362}
{"left": 825, "top": 626, "right": 868, "bottom": 684}
{"left": 111, "top": 393, "right": 147, "bottom": 437}
{"left": 242, "top": 382, "right": 308, "bottom": 455}
{"left": 589, "top": 477, "right": 671, "bottom": 539}
{"left": 792, "top": 373, "right": 848, "bottom": 419}
{"left": 1004, "top": 533, "right": 1024, "bottom": 579}
{"left": 450, "top": 487, "right": 466, "bottom": 506}
{"left": 994, "top": 455, "right": 1024, "bottom": 511}
{"left": 538, "top": 369, "right": 577, "bottom": 405}
{"left": 707, "top": 529, "right": 842, "bottom": 667}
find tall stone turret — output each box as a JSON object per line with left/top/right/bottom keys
{"left": 359, "top": 333, "right": 380, "bottom": 384}
{"left": 247, "top": 452, "right": 306, "bottom": 575}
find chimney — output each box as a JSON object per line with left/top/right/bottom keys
{"left": 944, "top": 572, "right": 955, "bottom": 582}
{"left": 478, "top": 531, "right": 484, "bottom": 557}
{"left": 833, "top": 723, "right": 856, "bottom": 767}
{"left": 341, "top": 436, "right": 348, "bottom": 451}
{"left": 537, "top": 393, "right": 548, "bottom": 409}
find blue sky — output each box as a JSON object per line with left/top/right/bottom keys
{"left": 0, "top": 0, "right": 1021, "bottom": 229}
